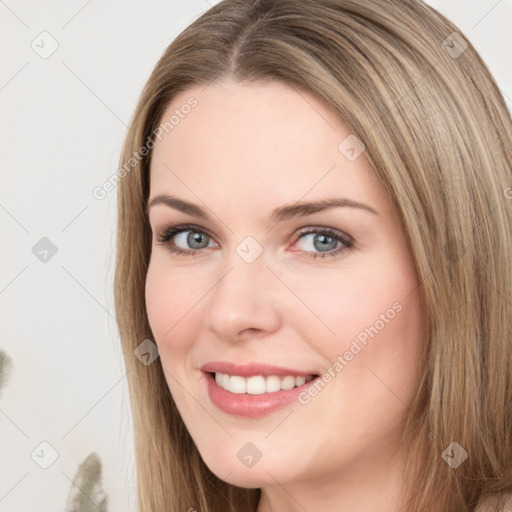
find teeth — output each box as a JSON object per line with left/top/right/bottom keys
{"left": 248, "top": 376, "right": 266, "bottom": 394}
{"left": 281, "top": 376, "right": 296, "bottom": 390}
{"left": 229, "top": 375, "right": 247, "bottom": 394}
{"left": 265, "top": 375, "right": 281, "bottom": 393}
{"left": 214, "top": 373, "right": 314, "bottom": 395}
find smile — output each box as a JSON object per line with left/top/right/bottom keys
{"left": 213, "top": 372, "right": 316, "bottom": 394}
{"left": 202, "top": 370, "right": 321, "bottom": 418}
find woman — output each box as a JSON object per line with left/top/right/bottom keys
{"left": 114, "top": 0, "right": 512, "bottom": 510}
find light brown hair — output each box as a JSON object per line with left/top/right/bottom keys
{"left": 114, "top": 0, "right": 512, "bottom": 510}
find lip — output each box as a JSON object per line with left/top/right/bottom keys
{"left": 200, "top": 362, "right": 320, "bottom": 418}
{"left": 200, "top": 361, "right": 317, "bottom": 378}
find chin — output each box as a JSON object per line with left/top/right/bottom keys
{"left": 200, "top": 453, "right": 289, "bottom": 488}
{"left": 214, "top": 468, "right": 275, "bottom": 489}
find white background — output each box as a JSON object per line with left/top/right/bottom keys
{"left": 0, "top": 1, "right": 510, "bottom": 511}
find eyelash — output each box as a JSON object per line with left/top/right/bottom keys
{"left": 154, "top": 223, "right": 353, "bottom": 259}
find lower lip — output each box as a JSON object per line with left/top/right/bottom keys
{"left": 203, "top": 371, "right": 319, "bottom": 418}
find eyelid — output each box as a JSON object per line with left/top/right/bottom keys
{"left": 293, "top": 225, "right": 352, "bottom": 242}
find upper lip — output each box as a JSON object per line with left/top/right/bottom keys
{"left": 200, "top": 361, "right": 318, "bottom": 378}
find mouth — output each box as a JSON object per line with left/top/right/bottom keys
{"left": 208, "top": 371, "right": 319, "bottom": 395}
{"left": 200, "top": 361, "right": 322, "bottom": 416}
{"left": 202, "top": 369, "right": 321, "bottom": 417}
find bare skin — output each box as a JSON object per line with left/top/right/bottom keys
{"left": 145, "top": 79, "right": 426, "bottom": 512}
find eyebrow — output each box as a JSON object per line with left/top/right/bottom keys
{"left": 146, "top": 194, "right": 379, "bottom": 222}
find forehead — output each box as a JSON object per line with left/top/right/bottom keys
{"left": 149, "top": 80, "right": 386, "bottom": 218}
{"left": 153, "top": 79, "right": 341, "bottom": 164}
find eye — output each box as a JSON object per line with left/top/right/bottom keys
{"left": 154, "top": 223, "right": 353, "bottom": 259}
{"left": 155, "top": 224, "right": 217, "bottom": 256}
{"left": 292, "top": 227, "right": 353, "bottom": 259}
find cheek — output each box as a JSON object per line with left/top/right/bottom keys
{"left": 144, "top": 261, "right": 203, "bottom": 358}
{"left": 283, "top": 263, "right": 414, "bottom": 343}
{"left": 289, "top": 255, "right": 424, "bottom": 393}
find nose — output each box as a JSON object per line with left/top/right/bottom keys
{"left": 204, "top": 250, "right": 282, "bottom": 342}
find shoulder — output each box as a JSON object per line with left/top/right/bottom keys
{"left": 475, "top": 493, "right": 512, "bottom": 512}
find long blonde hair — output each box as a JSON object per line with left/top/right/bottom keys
{"left": 114, "top": 1, "right": 512, "bottom": 510}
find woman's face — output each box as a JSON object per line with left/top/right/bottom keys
{"left": 146, "top": 80, "right": 425, "bottom": 495}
